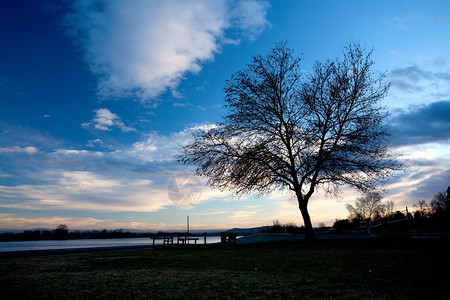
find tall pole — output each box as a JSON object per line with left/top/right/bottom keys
{"left": 187, "top": 215, "right": 190, "bottom": 234}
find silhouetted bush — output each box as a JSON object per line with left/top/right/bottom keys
{"left": 333, "top": 219, "right": 351, "bottom": 233}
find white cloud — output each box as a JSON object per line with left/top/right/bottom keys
{"left": 83, "top": 108, "right": 136, "bottom": 132}
{"left": 125, "top": 124, "right": 219, "bottom": 163}
{"left": 65, "top": 0, "right": 269, "bottom": 100}
{"left": 87, "top": 138, "right": 104, "bottom": 147}
{"left": 0, "top": 146, "right": 38, "bottom": 155}
{"left": 231, "top": 0, "right": 270, "bottom": 39}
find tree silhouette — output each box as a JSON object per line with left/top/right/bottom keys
{"left": 431, "top": 191, "right": 449, "bottom": 213}
{"left": 54, "top": 224, "right": 69, "bottom": 239}
{"left": 346, "top": 192, "right": 386, "bottom": 221}
{"left": 413, "top": 200, "right": 430, "bottom": 218}
{"left": 385, "top": 200, "right": 395, "bottom": 217}
{"left": 431, "top": 190, "right": 450, "bottom": 221}
{"left": 180, "top": 42, "right": 401, "bottom": 240}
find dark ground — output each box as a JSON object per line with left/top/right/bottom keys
{"left": 0, "top": 237, "right": 449, "bottom": 299}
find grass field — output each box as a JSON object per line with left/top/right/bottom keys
{"left": 1, "top": 238, "right": 449, "bottom": 299}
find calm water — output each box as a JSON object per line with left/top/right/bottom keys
{"left": 0, "top": 236, "right": 223, "bottom": 252}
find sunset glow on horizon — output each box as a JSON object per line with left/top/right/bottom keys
{"left": 1, "top": 0, "right": 449, "bottom": 231}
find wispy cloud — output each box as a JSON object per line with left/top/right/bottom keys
{"left": 86, "top": 138, "right": 104, "bottom": 147}
{"left": 0, "top": 170, "right": 171, "bottom": 212}
{"left": 173, "top": 102, "right": 193, "bottom": 108}
{"left": 0, "top": 75, "right": 16, "bottom": 86}
{"left": 387, "top": 61, "right": 450, "bottom": 111}
{"left": 65, "top": 0, "right": 269, "bottom": 101}
{"left": 383, "top": 11, "right": 444, "bottom": 31}
{"left": 0, "top": 126, "right": 206, "bottom": 214}
{"left": 0, "top": 146, "right": 38, "bottom": 155}
{"left": 385, "top": 158, "right": 450, "bottom": 207}
{"left": 383, "top": 16, "right": 408, "bottom": 29}
{"left": 228, "top": 210, "right": 258, "bottom": 219}
{"left": 0, "top": 213, "right": 163, "bottom": 231}
{"left": 82, "top": 108, "right": 136, "bottom": 132}
{"left": 231, "top": 0, "right": 270, "bottom": 40}
{"left": 0, "top": 123, "right": 62, "bottom": 152}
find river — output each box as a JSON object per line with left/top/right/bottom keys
{"left": 0, "top": 236, "right": 224, "bottom": 252}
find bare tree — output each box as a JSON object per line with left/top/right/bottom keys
{"left": 55, "top": 224, "right": 68, "bottom": 233}
{"left": 431, "top": 190, "right": 449, "bottom": 214}
{"left": 346, "top": 192, "right": 386, "bottom": 221}
{"left": 54, "top": 224, "right": 69, "bottom": 239}
{"left": 385, "top": 200, "right": 395, "bottom": 217}
{"left": 413, "top": 200, "right": 430, "bottom": 218}
{"left": 179, "top": 42, "right": 401, "bottom": 240}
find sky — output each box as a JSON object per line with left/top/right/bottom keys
{"left": 1, "top": 0, "right": 449, "bottom": 231}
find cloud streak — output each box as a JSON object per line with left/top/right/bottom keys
{"left": 65, "top": 0, "right": 269, "bottom": 101}
{"left": 0, "top": 213, "right": 163, "bottom": 231}
{"left": 0, "top": 170, "right": 171, "bottom": 212}
{"left": 0, "top": 146, "right": 38, "bottom": 155}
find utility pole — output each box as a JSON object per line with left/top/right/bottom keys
{"left": 187, "top": 215, "right": 190, "bottom": 234}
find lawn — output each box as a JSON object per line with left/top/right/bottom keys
{"left": 0, "top": 238, "right": 449, "bottom": 299}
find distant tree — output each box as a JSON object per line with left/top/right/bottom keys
{"left": 54, "top": 224, "right": 69, "bottom": 239}
{"left": 431, "top": 191, "right": 449, "bottom": 214}
{"left": 180, "top": 42, "right": 401, "bottom": 240}
{"left": 317, "top": 222, "right": 328, "bottom": 233}
{"left": 266, "top": 220, "right": 304, "bottom": 234}
{"left": 346, "top": 192, "right": 386, "bottom": 221}
{"left": 413, "top": 200, "right": 430, "bottom": 218}
{"left": 384, "top": 200, "right": 395, "bottom": 217}
{"left": 284, "top": 222, "right": 298, "bottom": 233}
{"left": 56, "top": 224, "right": 68, "bottom": 233}
{"left": 267, "top": 220, "right": 281, "bottom": 232}
{"left": 430, "top": 189, "right": 450, "bottom": 222}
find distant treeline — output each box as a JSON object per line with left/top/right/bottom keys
{"left": 0, "top": 227, "right": 152, "bottom": 242}
{"left": 263, "top": 220, "right": 306, "bottom": 234}
{"left": 331, "top": 189, "right": 450, "bottom": 234}
{"left": 333, "top": 203, "right": 450, "bottom": 234}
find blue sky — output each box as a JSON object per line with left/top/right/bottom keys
{"left": 1, "top": 0, "right": 449, "bottom": 231}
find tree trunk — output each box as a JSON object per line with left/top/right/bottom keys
{"left": 298, "top": 198, "right": 315, "bottom": 241}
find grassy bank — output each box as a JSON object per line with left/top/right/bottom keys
{"left": 1, "top": 238, "right": 449, "bottom": 299}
